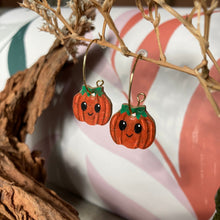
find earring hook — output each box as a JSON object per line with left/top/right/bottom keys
{"left": 137, "top": 92, "right": 146, "bottom": 106}
{"left": 83, "top": 39, "right": 99, "bottom": 94}
{"left": 128, "top": 50, "right": 147, "bottom": 113}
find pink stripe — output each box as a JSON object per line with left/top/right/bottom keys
{"left": 79, "top": 122, "right": 193, "bottom": 214}
{"left": 178, "top": 59, "right": 220, "bottom": 220}
{"left": 87, "top": 157, "right": 159, "bottom": 220}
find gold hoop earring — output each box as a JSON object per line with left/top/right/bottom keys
{"left": 110, "top": 51, "right": 156, "bottom": 149}
{"left": 72, "top": 39, "right": 112, "bottom": 126}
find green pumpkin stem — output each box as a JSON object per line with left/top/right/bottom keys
{"left": 80, "top": 85, "right": 104, "bottom": 97}
{"left": 120, "top": 104, "right": 147, "bottom": 119}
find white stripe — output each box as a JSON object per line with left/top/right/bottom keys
{"left": 0, "top": 41, "right": 11, "bottom": 91}
{"left": 88, "top": 148, "right": 196, "bottom": 220}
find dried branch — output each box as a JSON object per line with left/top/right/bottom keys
{"left": 155, "top": 0, "right": 208, "bottom": 56}
{"left": 90, "top": 0, "right": 130, "bottom": 54}
{"left": 2, "top": 1, "right": 219, "bottom": 217}
{"left": 0, "top": 1, "right": 102, "bottom": 217}
{"left": 0, "top": 37, "right": 82, "bottom": 218}
{"left": 136, "top": 0, "right": 166, "bottom": 61}
{"left": 203, "top": 0, "right": 219, "bottom": 40}
{"left": 0, "top": 151, "right": 79, "bottom": 220}
{"left": 0, "top": 40, "right": 68, "bottom": 141}
{"left": 20, "top": 0, "right": 96, "bottom": 59}
{"left": 197, "top": 70, "right": 220, "bottom": 116}
{"left": 101, "top": 6, "right": 111, "bottom": 41}
{"left": 19, "top": 0, "right": 220, "bottom": 114}
{"left": 57, "top": 0, "right": 61, "bottom": 14}
{"left": 186, "top": 5, "right": 197, "bottom": 23}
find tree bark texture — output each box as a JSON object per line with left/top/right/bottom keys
{"left": 0, "top": 39, "right": 79, "bottom": 219}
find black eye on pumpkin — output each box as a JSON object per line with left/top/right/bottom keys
{"left": 134, "top": 123, "right": 142, "bottom": 134}
{"left": 81, "top": 102, "right": 87, "bottom": 111}
{"left": 95, "top": 104, "right": 101, "bottom": 113}
{"left": 119, "top": 120, "right": 127, "bottom": 130}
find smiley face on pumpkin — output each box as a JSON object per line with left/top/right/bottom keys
{"left": 110, "top": 104, "right": 156, "bottom": 149}
{"left": 73, "top": 85, "right": 112, "bottom": 125}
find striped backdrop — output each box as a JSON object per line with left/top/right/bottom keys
{"left": 0, "top": 7, "right": 220, "bottom": 220}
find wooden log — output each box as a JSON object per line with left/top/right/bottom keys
{"left": 0, "top": 39, "right": 79, "bottom": 219}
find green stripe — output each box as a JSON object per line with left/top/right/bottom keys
{"left": 8, "top": 21, "right": 33, "bottom": 76}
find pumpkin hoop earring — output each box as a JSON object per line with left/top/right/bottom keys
{"left": 110, "top": 50, "right": 156, "bottom": 149}
{"left": 72, "top": 39, "right": 112, "bottom": 126}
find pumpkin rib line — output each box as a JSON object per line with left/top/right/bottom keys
{"left": 73, "top": 93, "right": 81, "bottom": 121}
{"left": 100, "top": 94, "right": 106, "bottom": 125}
{"left": 145, "top": 116, "right": 155, "bottom": 147}
{"left": 120, "top": 112, "right": 127, "bottom": 145}
{"left": 105, "top": 94, "right": 113, "bottom": 124}
{"left": 146, "top": 120, "right": 152, "bottom": 147}
{"left": 104, "top": 94, "right": 112, "bottom": 125}
{"left": 112, "top": 112, "right": 121, "bottom": 145}
{"left": 135, "top": 116, "right": 144, "bottom": 148}
{"left": 113, "top": 114, "right": 118, "bottom": 143}
{"left": 150, "top": 116, "right": 156, "bottom": 145}
{"left": 81, "top": 93, "right": 86, "bottom": 122}
{"left": 95, "top": 94, "right": 99, "bottom": 125}
{"left": 143, "top": 117, "right": 150, "bottom": 148}
{"left": 110, "top": 113, "right": 116, "bottom": 143}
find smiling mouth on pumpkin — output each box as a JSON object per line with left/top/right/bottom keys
{"left": 126, "top": 133, "right": 133, "bottom": 138}
{"left": 88, "top": 113, "right": 94, "bottom": 116}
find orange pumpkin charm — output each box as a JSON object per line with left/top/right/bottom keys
{"left": 73, "top": 84, "right": 112, "bottom": 125}
{"left": 110, "top": 103, "right": 156, "bottom": 149}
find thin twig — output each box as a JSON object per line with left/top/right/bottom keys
{"left": 20, "top": 0, "right": 220, "bottom": 117}
{"left": 57, "top": 0, "right": 61, "bottom": 14}
{"left": 154, "top": 0, "right": 208, "bottom": 55}
{"left": 154, "top": 4, "right": 166, "bottom": 61}
{"left": 101, "top": 7, "right": 111, "bottom": 41}
{"left": 136, "top": 0, "right": 166, "bottom": 61}
{"left": 186, "top": 6, "right": 197, "bottom": 23}
{"left": 90, "top": 0, "right": 129, "bottom": 54}
{"left": 207, "top": 77, "right": 220, "bottom": 91}
{"left": 207, "top": 49, "right": 220, "bottom": 75}
{"left": 195, "top": 1, "right": 202, "bottom": 35}
{"left": 196, "top": 70, "right": 220, "bottom": 117}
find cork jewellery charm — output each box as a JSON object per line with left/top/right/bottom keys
{"left": 73, "top": 39, "right": 112, "bottom": 125}
{"left": 110, "top": 53, "right": 156, "bottom": 149}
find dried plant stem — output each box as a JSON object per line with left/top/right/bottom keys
{"left": 20, "top": 0, "right": 220, "bottom": 116}
{"left": 34, "top": 0, "right": 77, "bottom": 38}
{"left": 126, "top": 50, "right": 196, "bottom": 76}
{"left": 0, "top": 39, "right": 80, "bottom": 219}
{"left": 90, "top": 0, "right": 129, "bottom": 54}
{"left": 204, "top": 13, "right": 211, "bottom": 41}
{"left": 202, "top": 0, "right": 210, "bottom": 42}
{"left": 101, "top": 19, "right": 107, "bottom": 41}
{"left": 57, "top": 0, "right": 61, "bottom": 14}
{"left": 155, "top": 0, "right": 208, "bottom": 55}
{"left": 197, "top": 71, "right": 220, "bottom": 116}
{"left": 74, "top": 35, "right": 197, "bottom": 76}
{"left": 75, "top": 35, "right": 122, "bottom": 52}
{"left": 73, "top": 1, "right": 80, "bottom": 32}
{"left": 136, "top": 0, "right": 166, "bottom": 61}
{"left": 207, "top": 49, "right": 220, "bottom": 74}
{"left": 195, "top": 1, "right": 202, "bottom": 34}
{"left": 69, "top": 32, "right": 220, "bottom": 104}
{"left": 207, "top": 77, "right": 220, "bottom": 91}
{"left": 154, "top": 5, "right": 166, "bottom": 61}
{"left": 154, "top": 26, "right": 166, "bottom": 61}
{"left": 101, "top": 7, "right": 111, "bottom": 41}
{"left": 187, "top": 6, "right": 197, "bottom": 22}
